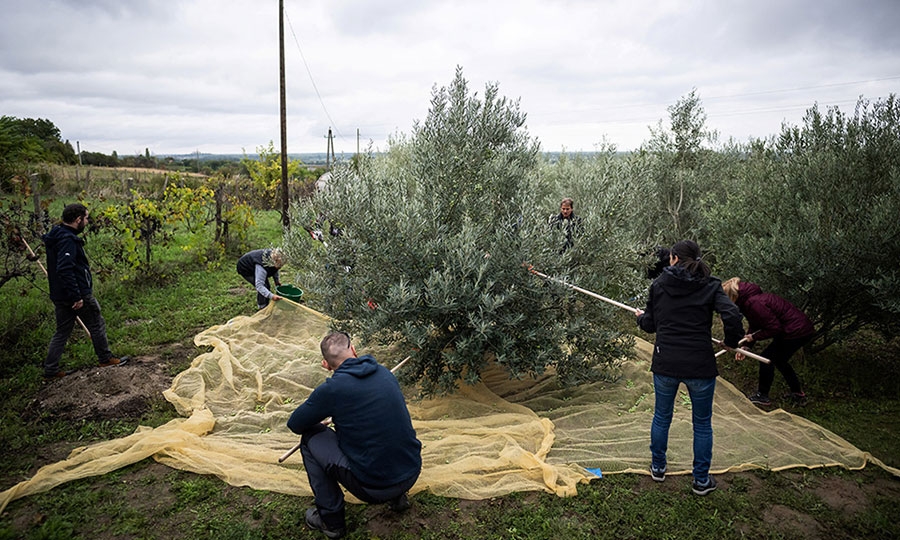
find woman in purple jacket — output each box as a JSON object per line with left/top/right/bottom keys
{"left": 722, "top": 278, "right": 815, "bottom": 406}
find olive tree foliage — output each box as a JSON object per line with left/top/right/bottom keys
{"left": 286, "top": 68, "right": 635, "bottom": 394}
{"left": 705, "top": 95, "right": 900, "bottom": 350}
{"left": 635, "top": 89, "right": 723, "bottom": 245}
{"left": 535, "top": 145, "right": 655, "bottom": 298}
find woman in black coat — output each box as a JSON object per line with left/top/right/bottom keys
{"left": 636, "top": 240, "right": 743, "bottom": 496}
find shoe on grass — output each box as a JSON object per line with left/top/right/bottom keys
{"left": 786, "top": 391, "right": 808, "bottom": 405}
{"left": 305, "top": 507, "right": 345, "bottom": 539}
{"left": 389, "top": 492, "right": 411, "bottom": 512}
{"left": 650, "top": 465, "right": 666, "bottom": 482}
{"left": 748, "top": 391, "right": 771, "bottom": 406}
{"left": 692, "top": 476, "right": 717, "bottom": 496}
{"left": 43, "top": 370, "right": 67, "bottom": 379}
{"left": 99, "top": 356, "right": 130, "bottom": 368}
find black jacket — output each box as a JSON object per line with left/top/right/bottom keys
{"left": 637, "top": 266, "right": 743, "bottom": 379}
{"left": 42, "top": 224, "right": 93, "bottom": 304}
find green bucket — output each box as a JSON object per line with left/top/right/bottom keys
{"left": 276, "top": 284, "right": 303, "bottom": 302}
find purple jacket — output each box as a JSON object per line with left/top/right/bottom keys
{"left": 735, "top": 282, "right": 814, "bottom": 341}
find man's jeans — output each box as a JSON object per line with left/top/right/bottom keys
{"left": 300, "top": 423, "right": 419, "bottom": 529}
{"left": 44, "top": 295, "right": 112, "bottom": 375}
{"left": 650, "top": 374, "right": 716, "bottom": 482}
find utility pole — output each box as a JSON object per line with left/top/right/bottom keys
{"left": 278, "top": 0, "right": 290, "bottom": 229}
{"left": 327, "top": 128, "right": 335, "bottom": 170}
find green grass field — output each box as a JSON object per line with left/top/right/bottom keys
{"left": 2, "top": 208, "right": 899, "bottom": 540}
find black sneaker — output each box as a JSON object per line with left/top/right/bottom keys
{"left": 389, "top": 492, "right": 410, "bottom": 512}
{"left": 99, "top": 355, "right": 130, "bottom": 368}
{"left": 650, "top": 465, "right": 666, "bottom": 482}
{"left": 305, "top": 508, "right": 345, "bottom": 539}
{"left": 786, "top": 391, "right": 808, "bottom": 405}
{"left": 692, "top": 476, "right": 717, "bottom": 496}
{"left": 43, "top": 370, "right": 67, "bottom": 380}
{"left": 748, "top": 392, "right": 771, "bottom": 406}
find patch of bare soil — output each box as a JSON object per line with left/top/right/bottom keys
{"left": 813, "top": 476, "right": 870, "bottom": 515}
{"left": 26, "top": 341, "right": 198, "bottom": 423}
{"left": 763, "top": 504, "right": 823, "bottom": 539}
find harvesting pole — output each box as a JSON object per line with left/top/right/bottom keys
{"left": 524, "top": 264, "right": 770, "bottom": 364}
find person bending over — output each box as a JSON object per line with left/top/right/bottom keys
{"left": 722, "top": 277, "right": 814, "bottom": 406}
{"left": 236, "top": 248, "right": 285, "bottom": 310}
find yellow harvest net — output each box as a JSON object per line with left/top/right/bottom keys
{"left": 2, "top": 300, "right": 897, "bottom": 512}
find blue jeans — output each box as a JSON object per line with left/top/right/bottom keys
{"left": 650, "top": 374, "right": 716, "bottom": 482}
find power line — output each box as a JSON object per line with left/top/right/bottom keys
{"left": 282, "top": 6, "right": 345, "bottom": 143}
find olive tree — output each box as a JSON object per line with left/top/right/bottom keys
{"left": 705, "top": 95, "right": 900, "bottom": 349}
{"left": 286, "top": 68, "right": 636, "bottom": 394}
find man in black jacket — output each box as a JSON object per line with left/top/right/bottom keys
{"left": 287, "top": 331, "right": 422, "bottom": 539}
{"left": 42, "top": 203, "right": 128, "bottom": 379}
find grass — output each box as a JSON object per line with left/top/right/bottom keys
{"left": 2, "top": 205, "right": 900, "bottom": 539}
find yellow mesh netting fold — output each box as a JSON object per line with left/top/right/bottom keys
{"left": 2, "top": 301, "right": 897, "bottom": 513}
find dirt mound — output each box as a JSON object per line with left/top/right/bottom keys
{"left": 27, "top": 356, "right": 174, "bottom": 421}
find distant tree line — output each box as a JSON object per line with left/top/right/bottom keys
{"left": 0, "top": 116, "right": 246, "bottom": 187}
{"left": 0, "top": 116, "right": 77, "bottom": 184}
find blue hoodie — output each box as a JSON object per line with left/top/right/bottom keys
{"left": 287, "top": 354, "right": 422, "bottom": 487}
{"left": 42, "top": 223, "right": 93, "bottom": 304}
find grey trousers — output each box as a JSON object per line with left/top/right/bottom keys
{"left": 44, "top": 295, "right": 112, "bottom": 375}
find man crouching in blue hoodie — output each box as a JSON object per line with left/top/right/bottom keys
{"left": 287, "top": 331, "right": 422, "bottom": 539}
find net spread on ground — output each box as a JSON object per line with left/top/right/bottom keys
{"left": 3, "top": 301, "right": 896, "bottom": 511}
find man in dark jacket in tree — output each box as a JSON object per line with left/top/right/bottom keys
{"left": 548, "top": 197, "right": 582, "bottom": 253}
{"left": 42, "top": 203, "right": 128, "bottom": 379}
{"left": 287, "top": 331, "right": 422, "bottom": 539}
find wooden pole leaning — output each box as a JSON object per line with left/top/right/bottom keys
{"left": 278, "top": 355, "right": 412, "bottom": 464}
{"left": 21, "top": 236, "right": 91, "bottom": 338}
{"left": 524, "top": 264, "right": 770, "bottom": 365}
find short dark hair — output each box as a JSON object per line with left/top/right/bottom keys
{"left": 62, "top": 203, "right": 88, "bottom": 224}
{"left": 320, "top": 331, "right": 352, "bottom": 366}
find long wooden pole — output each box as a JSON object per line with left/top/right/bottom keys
{"left": 525, "top": 265, "right": 770, "bottom": 364}
{"left": 22, "top": 236, "right": 91, "bottom": 338}
{"left": 279, "top": 355, "right": 412, "bottom": 463}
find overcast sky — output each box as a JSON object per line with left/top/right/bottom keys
{"left": 2, "top": 0, "right": 898, "bottom": 157}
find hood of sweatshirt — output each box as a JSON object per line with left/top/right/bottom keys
{"left": 42, "top": 223, "right": 83, "bottom": 250}
{"left": 334, "top": 354, "right": 380, "bottom": 378}
{"left": 736, "top": 281, "right": 763, "bottom": 308}
{"left": 656, "top": 265, "right": 710, "bottom": 297}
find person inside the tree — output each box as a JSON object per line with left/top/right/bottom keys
{"left": 548, "top": 197, "right": 582, "bottom": 253}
